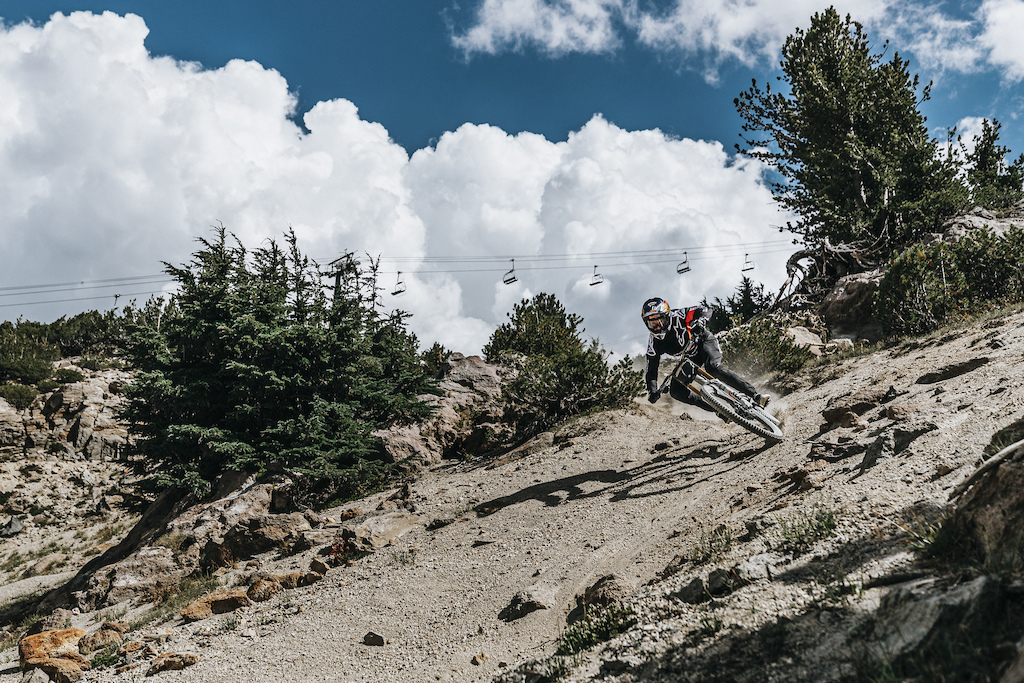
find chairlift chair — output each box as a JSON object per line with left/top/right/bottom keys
{"left": 391, "top": 271, "right": 406, "bottom": 296}
{"left": 503, "top": 259, "right": 518, "bottom": 285}
{"left": 741, "top": 253, "right": 755, "bottom": 272}
{"left": 676, "top": 251, "right": 690, "bottom": 274}
{"left": 590, "top": 265, "right": 604, "bottom": 286}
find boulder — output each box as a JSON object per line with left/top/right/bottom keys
{"left": 818, "top": 269, "right": 884, "bottom": 340}
{"left": 785, "top": 326, "right": 825, "bottom": 356}
{"left": 671, "top": 577, "right": 710, "bottom": 604}
{"left": 145, "top": 652, "right": 198, "bottom": 675}
{"left": 867, "top": 576, "right": 1006, "bottom": 664}
{"left": 20, "top": 629, "right": 90, "bottom": 682}
{"left": 180, "top": 588, "right": 251, "bottom": 623}
{"left": 0, "top": 400, "right": 23, "bottom": 447}
{"left": 247, "top": 578, "right": 283, "bottom": 602}
{"left": 20, "top": 629, "right": 86, "bottom": 666}
{"left": 342, "top": 512, "right": 424, "bottom": 551}
{"left": 376, "top": 353, "right": 507, "bottom": 463}
{"left": 732, "top": 552, "right": 788, "bottom": 583}
{"left": 1, "top": 516, "right": 24, "bottom": 537}
{"left": 959, "top": 459, "right": 1024, "bottom": 569}
{"left": 78, "top": 623, "right": 127, "bottom": 655}
{"left": 91, "top": 545, "right": 181, "bottom": 608}
{"left": 218, "top": 512, "right": 312, "bottom": 557}
{"left": 581, "top": 574, "right": 633, "bottom": 608}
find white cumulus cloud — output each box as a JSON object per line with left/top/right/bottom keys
{"left": 978, "top": 0, "right": 1024, "bottom": 81}
{"left": 451, "top": 0, "right": 628, "bottom": 55}
{"left": 0, "top": 11, "right": 792, "bottom": 357}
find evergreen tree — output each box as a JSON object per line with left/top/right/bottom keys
{"left": 964, "top": 119, "right": 1024, "bottom": 209}
{"left": 122, "top": 226, "right": 438, "bottom": 503}
{"left": 484, "top": 293, "right": 641, "bottom": 435}
{"left": 703, "top": 277, "right": 774, "bottom": 333}
{"left": 735, "top": 7, "right": 966, "bottom": 250}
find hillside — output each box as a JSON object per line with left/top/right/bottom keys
{"left": 2, "top": 308, "right": 1024, "bottom": 682}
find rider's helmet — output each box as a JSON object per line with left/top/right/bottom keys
{"left": 641, "top": 298, "right": 671, "bottom": 339}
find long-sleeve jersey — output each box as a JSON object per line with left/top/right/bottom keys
{"left": 644, "top": 305, "right": 711, "bottom": 392}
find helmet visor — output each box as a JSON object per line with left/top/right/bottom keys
{"left": 644, "top": 314, "right": 667, "bottom": 335}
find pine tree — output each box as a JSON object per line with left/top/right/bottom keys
{"left": 735, "top": 8, "right": 966, "bottom": 250}
{"left": 122, "top": 226, "right": 438, "bottom": 503}
{"left": 964, "top": 119, "right": 1024, "bottom": 209}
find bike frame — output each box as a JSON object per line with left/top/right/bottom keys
{"left": 656, "top": 356, "right": 781, "bottom": 428}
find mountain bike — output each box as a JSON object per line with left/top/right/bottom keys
{"left": 657, "top": 357, "right": 784, "bottom": 443}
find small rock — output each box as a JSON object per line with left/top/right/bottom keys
{"left": 145, "top": 652, "right": 198, "bottom": 676}
{"left": 246, "top": 579, "right": 283, "bottom": 603}
{"left": 706, "top": 568, "right": 733, "bottom": 596}
{"left": 2, "top": 516, "right": 23, "bottom": 537}
{"left": 340, "top": 507, "right": 363, "bottom": 521}
{"left": 471, "top": 652, "right": 489, "bottom": 666}
{"left": 499, "top": 589, "right": 551, "bottom": 621}
{"left": 581, "top": 574, "right": 632, "bottom": 608}
{"left": 309, "top": 558, "right": 330, "bottom": 575}
{"left": 363, "top": 631, "right": 386, "bottom": 646}
{"left": 671, "top": 577, "right": 709, "bottom": 604}
{"left": 21, "top": 667, "right": 50, "bottom": 683}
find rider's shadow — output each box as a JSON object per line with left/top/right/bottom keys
{"left": 474, "top": 469, "right": 633, "bottom": 516}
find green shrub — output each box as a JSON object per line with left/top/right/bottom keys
{"left": 719, "top": 317, "right": 815, "bottom": 376}
{"left": 691, "top": 525, "right": 735, "bottom": 564}
{"left": 0, "top": 384, "right": 38, "bottom": 410}
{"left": 0, "top": 323, "right": 58, "bottom": 385}
{"left": 90, "top": 651, "right": 121, "bottom": 669}
{"left": 485, "top": 293, "right": 642, "bottom": 437}
{"left": 35, "top": 380, "right": 60, "bottom": 394}
{"left": 78, "top": 355, "right": 122, "bottom": 371}
{"left": 875, "top": 227, "right": 1024, "bottom": 336}
{"left": 772, "top": 505, "right": 839, "bottom": 551}
{"left": 556, "top": 605, "right": 636, "bottom": 656}
{"left": 54, "top": 368, "right": 85, "bottom": 384}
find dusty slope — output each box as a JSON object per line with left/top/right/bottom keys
{"left": 3, "top": 309, "right": 1023, "bottom": 683}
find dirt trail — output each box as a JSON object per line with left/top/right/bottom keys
{"left": 4, "top": 310, "right": 1024, "bottom": 683}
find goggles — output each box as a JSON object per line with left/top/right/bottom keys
{"left": 644, "top": 315, "right": 667, "bottom": 334}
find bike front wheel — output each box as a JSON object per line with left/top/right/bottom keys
{"left": 700, "top": 383, "right": 784, "bottom": 443}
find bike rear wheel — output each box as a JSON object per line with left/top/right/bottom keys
{"left": 700, "top": 383, "right": 784, "bottom": 443}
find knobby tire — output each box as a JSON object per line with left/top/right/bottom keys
{"left": 700, "top": 383, "right": 784, "bottom": 443}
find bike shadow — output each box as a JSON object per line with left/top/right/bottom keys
{"left": 474, "top": 435, "right": 772, "bottom": 516}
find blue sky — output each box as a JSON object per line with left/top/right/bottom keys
{"left": 1, "top": 0, "right": 1022, "bottom": 355}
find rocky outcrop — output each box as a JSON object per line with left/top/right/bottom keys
{"left": 376, "top": 353, "right": 509, "bottom": 463}
{"left": 50, "top": 475, "right": 324, "bottom": 611}
{"left": 6, "top": 369, "right": 132, "bottom": 460}
{"left": 957, "top": 445, "right": 1024, "bottom": 569}
{"left": 818, "top": 269, "right": 884, "bottom": 341}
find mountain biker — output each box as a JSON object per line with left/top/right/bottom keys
{"left": 641, "top": 297, "right": 770, "bottom": 412}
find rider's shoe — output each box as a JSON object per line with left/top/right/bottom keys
{"left": 756, "top": 393, "right": 771, "bottom": 408}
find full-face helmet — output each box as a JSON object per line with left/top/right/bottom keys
{"left": 641, "top": 298, "right": 671, "bottom": 339}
